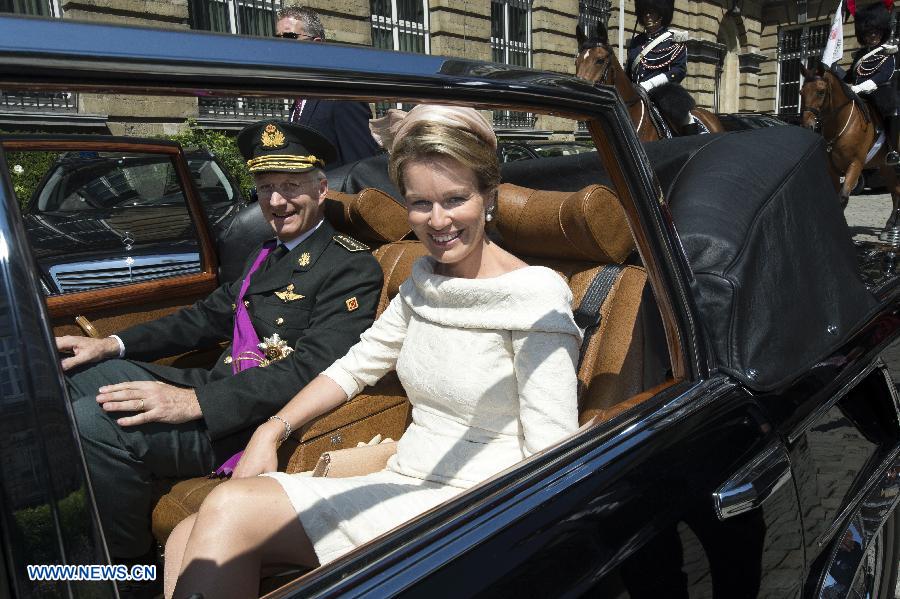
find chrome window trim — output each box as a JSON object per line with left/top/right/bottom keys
{"left": 788, "top": 358, "right": 883, "bottom": 444}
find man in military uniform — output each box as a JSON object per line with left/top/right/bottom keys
{"left": 627, "top": 0, "right": 700, "bottom": 135}
{"left": 845, "top": 1, "right": 899, "bottom": 165}
{"left": 57, "top": 120, "right": 383, "bottom": 584}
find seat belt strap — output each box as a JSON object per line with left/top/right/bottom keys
{"left": 574, "top": 264, "right": 625, "bottom": 375}
{"left": 574, "top": 264, "right": 624, "bottom": 330}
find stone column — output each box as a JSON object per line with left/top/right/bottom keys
{"left": 532, "top": 0, "right": 580, "bottom": 136}
{"left": 61, "top": 0, "right": 196, "bottom": 136}
{"left": 428, "top": 0, "right": 491, "bottom": 60}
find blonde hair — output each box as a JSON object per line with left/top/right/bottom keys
{"left": 388, "top": 122, "right": 500, "bottom": 199}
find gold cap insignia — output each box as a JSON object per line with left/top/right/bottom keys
{"left": 298, "top": 252, "right": 311, "bottom": 267}
{"left": 261, "top": 123, "right": 286, "bottom": 148}
{"left": 346, "top": 297, "right": 359, "bottom": 312}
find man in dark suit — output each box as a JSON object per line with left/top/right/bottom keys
{"left": 275, "top": 6, "right": 380, "bottom": 169}
{"left": 57, "top": 120, "right": 383, "bottom": 580}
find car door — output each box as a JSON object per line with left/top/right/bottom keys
{"left": 0, "top": 139, "right": 118, "bottom": 598}
{"left": 269, "top": 377, "right": 805, "bottom": 599}
{"left": 1, "top": 137, "right": 221, "bottom": 362}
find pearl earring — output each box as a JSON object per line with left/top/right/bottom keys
{"left": 485, "top": 213, "right": 494, "bottom": 222}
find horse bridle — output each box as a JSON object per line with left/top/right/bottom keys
{"left": 580, "top": 44, "right": 613, "bottom": 89}
{"left": 581, "top": 44, "right": 643, "bottom": 109}
{"left": 802, "top": 76, "right": 855, "bottom": 150}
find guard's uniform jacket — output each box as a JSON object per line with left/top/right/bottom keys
{"left": 846, "top": 44, "right": 897, "bottom": 117}
{"left": 117, "top": 219, "right": 383, "bottom": 460}
{"left": 627, "top": 27, "right": 687, "bottom": 86}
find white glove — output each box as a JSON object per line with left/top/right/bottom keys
{"left": 851, "top": 79, "right": 878, "bottom": 94}
{"left": 639, "top": 73, "right": 669, "bottom": 91}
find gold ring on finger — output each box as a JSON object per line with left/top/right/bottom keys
{"left": 139, "top": 399, "right": 145, "bottom": 412}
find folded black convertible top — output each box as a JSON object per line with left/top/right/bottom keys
{"left": 660, "top": 126, "right": 877, "bottom": 391}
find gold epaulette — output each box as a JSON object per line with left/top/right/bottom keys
{"left": 333, "top": 234, "right": 370, "bottom": 252}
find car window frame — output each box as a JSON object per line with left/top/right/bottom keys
{"left": 0, "top": 137, "right": 220, "bottom": 319}
{"left": 0, "top": 15, "right": 722, "bottom": 595}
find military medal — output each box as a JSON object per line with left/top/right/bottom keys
{"left": 298, "top": 252, "right": 311, "bottom": 267}
{"left": 234, "top": 333, "right": 294, "bottom": 367}
{"left": 275, "top": 283, "right": 304, "bottom": 302}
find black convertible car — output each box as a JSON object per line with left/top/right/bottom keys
{"left": 0, "top": 15, "right": 898, "bottom": 599}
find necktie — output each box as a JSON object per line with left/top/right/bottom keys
{"left": 290, "top": 98, "right": 304, "bottom": 122}
{"left": 271, "top": 244, "right": 289, "bottom": 260}
{"left": 261, "top": 244, "right": 289, "bottom": 273}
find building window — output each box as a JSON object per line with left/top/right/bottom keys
{"left": 371, "top": 0, "right": 429, "bottom": 117}
{"left": 776, "top": 22, "right": 829, "bottom": 114}
{"left": 0, "top": 91, "right": 76, "bottom": 113}
{"left": 491, "top": 0, "right": 533, "bottom": 129}
{"left": 370, "top": 0, "right": 429, "bottom": 53}
{"left": 189, "top": 0, "right": 281, "bottom": 37}
{"left": 0, "top": 0, "right": 69, "bottom": 115}
{"left": 191, "top": 0, "right": 287, "bottom": 122}
{"left": 0, "top": 0, "right": 60, "bottom": 17}
{"left": 579, "top": 0, "right": 611, "bottom": 31}
{"left": 491, "top": 0, "right": 531, "bottom": 67}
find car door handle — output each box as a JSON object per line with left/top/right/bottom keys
{"left": 712, "top": 441, "right": 792, "bottom": 521}
{"left": 75, "top": 315, "right": 101, "bottom": 339}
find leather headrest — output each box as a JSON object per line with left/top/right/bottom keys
{"left": 324, "top": 188, "right": 410, "bottom": 244}
{"left": 495, "top": 184, "right": 633, "bottom": 263}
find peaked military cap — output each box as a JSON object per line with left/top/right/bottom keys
{"left": 855, "top": 2, "right": 892, "bottom": 45}
{"left": 635, "top": 0, "right": 674, "bottom": 28}
{"left": 237, "top": 120, "right": 338, "bottom": 174}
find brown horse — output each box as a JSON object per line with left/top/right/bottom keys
{"left": 800, "top": 63, "right": 900, "bottom": 224}
{"left": 575, "top": 24, "right": 723, "bottom": 142}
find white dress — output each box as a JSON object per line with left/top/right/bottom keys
{"left": 263, "top": 257, "right": 582, "bottom": 564}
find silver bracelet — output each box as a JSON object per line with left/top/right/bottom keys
{"left": 268, "top": 415, "right": 292, "bottom": 445}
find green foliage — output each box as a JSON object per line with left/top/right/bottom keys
{"left": 5, "top": 150, "right": 56, "bottom": 211}
{"left": 14, "top": 488, "right": 90, "bottom": 565}
{"left": 164, "top": 119, "right": 253, "bottom": 198}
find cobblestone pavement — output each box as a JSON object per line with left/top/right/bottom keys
{"left": 846, "top": 192, "right": 894, "bottom": 243}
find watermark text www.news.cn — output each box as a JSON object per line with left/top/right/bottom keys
{"left": 27, "top": 564, "right": 156, "bottom": 582}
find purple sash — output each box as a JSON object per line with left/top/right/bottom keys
{"left": 212, "top": 241, "right": 276, "bottom": 477}
{"left": 231, "top": 241, "right": 276, "bottom": 374}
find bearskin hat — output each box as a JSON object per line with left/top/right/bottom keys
{"left": 855, "top": 2, "right": 892, "bottom": 45}
{"left": 635, "top": 0, "right": 674, "bottom": 28}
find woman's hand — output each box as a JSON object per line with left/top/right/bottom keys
{"left": 231, "top": 420, "right": 283, "bottom": 479}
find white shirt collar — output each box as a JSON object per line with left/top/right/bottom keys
{"left": 280, "top": 218, "right": 324, "bottom": 252}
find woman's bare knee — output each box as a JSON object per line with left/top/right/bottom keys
{"left": 164, "top": 514, "right": 197, "bottom": 599}
{"left": 188, "top": 478, "right": 315, "bottom": 562}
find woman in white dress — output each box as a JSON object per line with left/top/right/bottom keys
{"left": 165, "top": 105, "right": 582, "bottom": 599}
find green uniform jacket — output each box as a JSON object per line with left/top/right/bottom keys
{"left": 117, "top": 220, "right": 383, "bottom": 460}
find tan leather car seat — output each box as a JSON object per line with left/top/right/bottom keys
{"left": 151, "top": 182, "right": 668, "bottom": 545}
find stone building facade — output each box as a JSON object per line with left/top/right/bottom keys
{"left": 0, "top": 0, "right": 885, "bottom": 138}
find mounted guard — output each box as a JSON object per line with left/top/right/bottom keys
{"left": 845, "top": 0, "right": 899, "bottom": 165}
{"left": 627, "top": 0, "right": 701, "bottom": 135}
